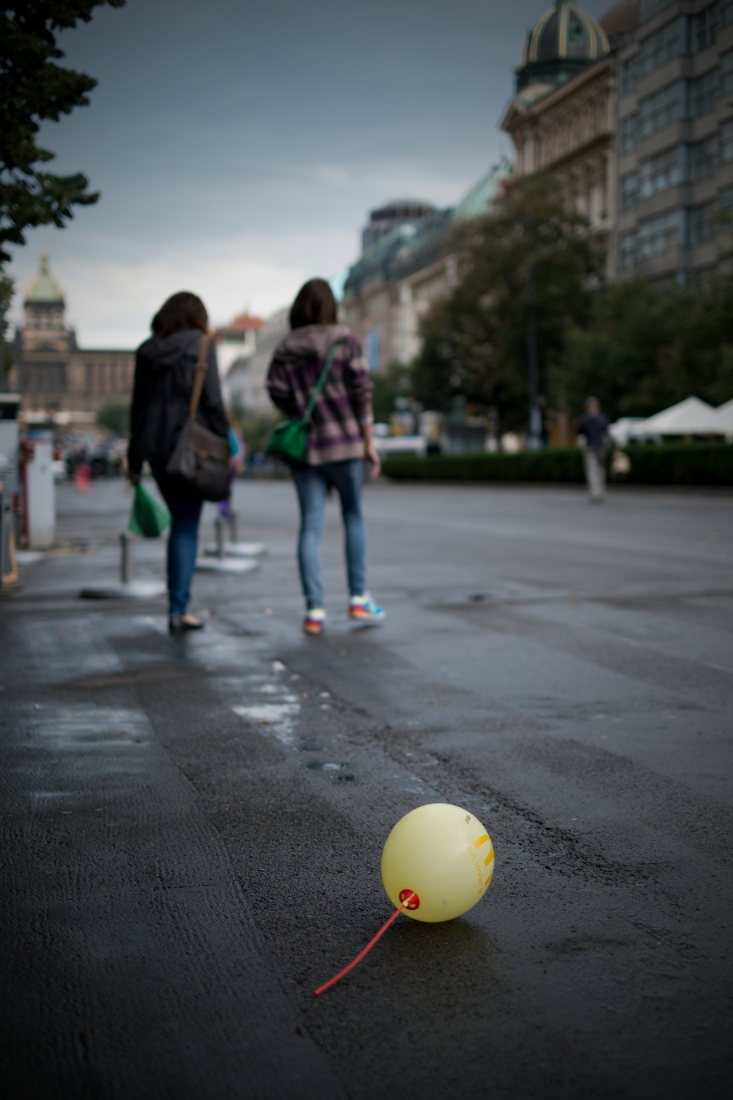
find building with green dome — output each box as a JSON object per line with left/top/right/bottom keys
{"left": 10, "top": 253, "right": 134, "bottom": 428}
{"left": 502, "top": 2, "right": 625, "bottom": 280}
{"left": 518, "top": 0, "right": 611, "bottom": 92}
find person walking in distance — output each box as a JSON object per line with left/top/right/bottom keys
{"left": 128, "top": 292, "right": 229, "bottom": 634}
{"left": 266, "top": 278, "right": 384, "bottom": 636}
{"left": 577, "top": 396, "right": 609, "bottom": 503}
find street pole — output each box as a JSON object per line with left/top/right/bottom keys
{"left": 526, "top": 267, "right": 542, "bottom": 449}
{"left": 0, "top": 300, "right": 6, "bottom": 394}
{"left": 0, "top": 273, "right": 12, "bottom": 394}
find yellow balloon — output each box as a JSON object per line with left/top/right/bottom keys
{"left": 381, "top": 803, "right": 495, "bottom": 923}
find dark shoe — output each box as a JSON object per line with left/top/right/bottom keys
{"left": 169, "top": 615, "right": 205, "bottom": 635}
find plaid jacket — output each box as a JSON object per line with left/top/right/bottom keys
{"left": 266, "top": 324, "right": 373, "bottom": 466}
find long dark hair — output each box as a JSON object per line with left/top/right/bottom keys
{"left": 289, "top": 278, "right": 337, "bottom": 330}
{"left": 152, "top": 292, "right": 208, "bottom": 336}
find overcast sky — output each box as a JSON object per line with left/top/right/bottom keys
{"left": 8, "top": 0, "right": 609, "bottom": 347}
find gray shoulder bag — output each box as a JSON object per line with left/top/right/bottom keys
{"left": 166, "top": 333, "right": 231, "bottom": 500}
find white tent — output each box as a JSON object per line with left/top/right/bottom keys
{"left": 634, "top": 396, "right": 715, "bottom": 436}
{"left": 696, "top": 397, "right": 733, "bottom": 437}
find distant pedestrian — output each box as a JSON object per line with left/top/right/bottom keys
{"left": 74, "top": 444, "right": 91, "bottom": 493}
{"left": 577, "top": 397, "right": 609, "bottom": 503}
{"left": 128, "top": 292, "right": 229, "bottom": 635}
{"left": 266, "top": 278, "right": 384, "bottom": 635}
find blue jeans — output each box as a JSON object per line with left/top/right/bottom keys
{"left": 291, "top": 459, "right": 367, "bottom": 609}
{"left": 154, "top": 471, "right": 203, "bottom": 618}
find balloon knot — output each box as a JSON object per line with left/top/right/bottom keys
{"left": 399, "top": 889, "right": 420, "bottom": 910}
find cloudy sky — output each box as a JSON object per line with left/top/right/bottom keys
{"left": 8, "top": 0, "right": 608, "bottom": 347}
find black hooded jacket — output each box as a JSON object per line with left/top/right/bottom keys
{"left": 128, "top": 329, "right": 228, "bottom": 474}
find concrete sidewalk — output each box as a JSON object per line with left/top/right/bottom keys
{"left": 2, "top": 477, "right": 732, "bottom": 1099}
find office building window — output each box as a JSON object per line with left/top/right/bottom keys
{"left": 622, "top": 56, "right": 638, "bottom": 97}
{"left": 690, "top": 68, "right": 719, "bottom": 115}
{"left": 639, "top": 144, "right": 685, "bottom": 198}
{"left": 721, "top": 118, "right": 733, "bottom": 161}
{"left": 694, "top": 3, "right": 720, "bottom": 52}
{"left": 689, "top": 201, "right": 720, "bottom": 243}
{"left": 720, "top": 183, "right": 733, "bottom": 209}
{"left": 720, "top": 49, "right": 733, "bottom": 94}
{"left": 621, "top": 112, "right": 639, "bottom": 154}
{"left": 637, "top": 208, "right": 684, "bottom": 263}
{"left": 620, "top": 171, "right": 639, "bottom": 211}
{"left": 638, "top": 81, "right": 686, "bottom": 141}
{"left": 640, "top": 0, "right": 676, "bottom": 22}
{"left": 620, "top": 229, "right": 637, "bottom": 271}
{"left": 724, "top": 1, "right": 733, "bottom": 27}
{"left": 623, "top": 15, "right": 687, "bottom": 96}
{"left": 639, "top": 17, "right": 687, "bottom": 78}
{"left": 690, "top": 133, "right": 720, "bottom": 178}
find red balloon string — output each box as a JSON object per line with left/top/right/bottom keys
{"left": 313, "top": 892, "right": 417, "bottom": 996}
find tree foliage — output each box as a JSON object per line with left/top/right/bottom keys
{"left": 96, "top": 396, "right": 129, "bottom": 436}
{"left": 554, "top": 277, "right": 733, "bottom": 420}
{"left": 0, "top": 1, "right": 125, "bottom": 263}
{"left": 411, "top": 174, "right": 602, "bottom": 430}
{"left": 371, "top": 362, "right": 412, "bottom": 423}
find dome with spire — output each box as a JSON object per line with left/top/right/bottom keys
{"left": 517, "top": 0, "right": 610, "bottom": 92}
{"left": 24, "top": 252, "right": 64, "bottom": 305}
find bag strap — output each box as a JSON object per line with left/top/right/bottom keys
{"left": 188, "top": 333, "right": 212, "bottom": 422}
{"left": 303, "top": 340, "right": 342, "bottom": 424}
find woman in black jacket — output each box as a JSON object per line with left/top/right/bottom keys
{"left": 128, "top": 292, "right": 228, "bottom": 635}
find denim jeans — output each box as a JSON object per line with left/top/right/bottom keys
{"left": 291, "top": 459, "right": 367, "bottom": 609}
{"left": 153, "top": 471, "right": 203, "bottom": 618}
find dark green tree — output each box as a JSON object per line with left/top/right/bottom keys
{"left": 96, "top": 397, "right": 129, "bottom": 436}
{"left": 0, "top": 1, "right": 125, "bottom": 264}
{"left": 371, "top": 362, "right": 412, "bottom": 423}
{"left": 411, "top": 174, "right": 602, "bottom": 431}
{"left": 555, "top": 276, "right": 733, "bottom": 420}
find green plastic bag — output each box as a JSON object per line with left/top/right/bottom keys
{"left": 128, "top": 483, "right": 171, "bottom": 538}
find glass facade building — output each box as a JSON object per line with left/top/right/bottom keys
{"left": 617, "top": 0, "right": 733, "bottom": 282}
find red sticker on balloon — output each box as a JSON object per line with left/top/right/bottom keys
{"left": 399, "top": 889, "right": 420, "bottom": 910}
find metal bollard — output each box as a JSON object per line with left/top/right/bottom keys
{"left": 214, "top": 518, "right": 224, "bottom": 559}
{"left": 120, "top": 531, "right": 132, "bottom": 584}
{"left": 0, "top": 482, "right": 6, "bottom": 585}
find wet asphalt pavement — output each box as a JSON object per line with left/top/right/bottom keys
{"left": 1, "top": 476, "right": 732, "bottom": 1100}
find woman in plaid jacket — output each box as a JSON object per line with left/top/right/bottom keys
{"left": 267, "top": 279, "right": 385, "bottom": 635}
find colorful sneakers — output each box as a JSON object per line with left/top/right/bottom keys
{"left": 349, "top": 594, "right": 385, "bottom": 625}
{"left": 303, "top": 608, "right": 326, "bottom": 635}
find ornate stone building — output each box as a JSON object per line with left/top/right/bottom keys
{"left": 10, "top": 254, "right": 135, "bottom": 427}
{"left": 342, "top": 162, "right": 512, "bottom": 371}
{"left": 501, "top": 0, "right": 624, "bottom": 278}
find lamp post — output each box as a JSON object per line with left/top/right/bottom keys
{"left": 0, "top": 273, "right": 13, "bottom": 394}
{"left": 526, "top": 266, "right": 542, "bottom": 449}
{"left": 0, "top": 292, "right": 6, "bottom": 394}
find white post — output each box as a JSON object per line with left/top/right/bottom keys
{"left": 26, "top": 439, "right": 55, "bottom": 549}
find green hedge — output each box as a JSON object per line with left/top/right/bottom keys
{"left": 382, "top": 444, "right": 733, "bottom": 485}
{"left": 620, "top": 443, "right": 733, "bottom": 485}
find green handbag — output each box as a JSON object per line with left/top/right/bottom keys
{"left": 128, "top": 483, "right": 171, "bottom": 538}
{"left": 266, "top": 341, "right": 342, "bottom": 463}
